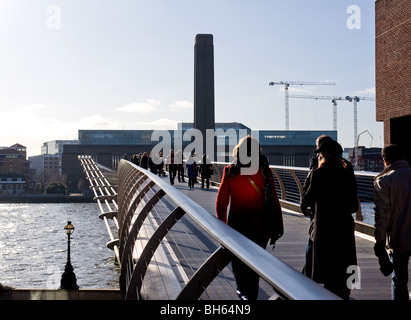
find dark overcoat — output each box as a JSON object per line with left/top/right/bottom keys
{"left": 301, "top": 160, "right": 358, "bottom": 284}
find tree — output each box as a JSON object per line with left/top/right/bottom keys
{"left": 45, "top": 182, "right": 68, "bottom": 194}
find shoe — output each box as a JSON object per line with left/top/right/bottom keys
{"left": 236, "top": 290, "right": 248, "bottom": 300}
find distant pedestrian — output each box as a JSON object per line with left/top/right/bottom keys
{"left": 199, "top": 154, "right": 213, "bottom": 189}
{"left": 216, "top": 135, "right": 283, "bottom": 300}
{"left": 166, "top": 149, "right": 177, "bottom": 185}
{"left": 157, "top": 152, "right": 165, "bottom": 176}
{"left": 139, "top": 152, "right": 148, "bottom": 169}
{"left": 176, "top": 150, "right": 185, "bottom": 182}
{"left": 148, "top": 151, "right": 158, "bottom": 174}
{"left": 131, "top": 153, "right": 139, "bottom": 165}
{"left": 301, "top": 139, "right": 358, "bottom": 300}
{"left": 186, "top": 155, "right": 197, "bottom": 189}
{"left": 374, "top": 144, "right": 411, "bottom": 300}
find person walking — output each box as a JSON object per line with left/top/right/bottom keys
{"left": 199, "top": 154, "right": 212, "bottom": 189}
{"left": 374, "top": 144, "right": 411, "bottom": 300}
{"left": 148, "top": 151, "right": 158, "bottom": 174}
{"left": 157, "top": 151, "right": 165, "bottom": 176}
{"left": 216, "top": 135, "right": 283, "bottom": 300}
{"left": 139, "top": 152, "right": 148, "bottom": 169}
{"left": 186, "top": 155, "right": 197, "bottom": 189}
{"left": 166, "top": 149, "right": 177, "bottom": 185}
{"left": 301, "top": 139, "right": 358, "bottom": 300}
{"left": 300, "top": 135, "right": 332, "bottom": 277}
{"left": 176, "top": 150, "right": 185, "bottom": 183}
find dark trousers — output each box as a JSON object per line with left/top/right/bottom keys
{"left": 302, "top": 237, "right": 313, "bottom": 277}
{"left": 302, "top": 216, "right": 313, "bottom": 277}
{"left": 201, "top": 177, "right": 210, "bottom": 189}
{"left": 169, "top": 166, "right": 176, "bottom": 185}
{"left": 188, "top": 177, "right": 196, "bottom": 188}
{"left": 391, "top": 250, "right": 411, "bottom": 300}
{"left": 231, "top": 257, "right": 259, "bottom": 300}
{"left": 230, "top": 237, "right": 267, "bottom": 300}
{"left": 177, "top": 166, "right": 185, "bottom": 182}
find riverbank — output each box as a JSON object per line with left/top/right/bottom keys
{"left": 0, "top": 288, "right": 121, "bottom": 300}
{"left": 0, "top": 194, "right": 94, "bottom": 203}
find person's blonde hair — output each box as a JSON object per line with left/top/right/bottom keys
{"left": 232, "top": 135, "right": 262, "bottom": 165}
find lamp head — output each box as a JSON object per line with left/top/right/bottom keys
{"left": 64, "top": 221, "right": 74, "bottom": 235}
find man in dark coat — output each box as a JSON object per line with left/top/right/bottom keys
{"left": 301, "top": 139, "right": 358, "bottom": 300}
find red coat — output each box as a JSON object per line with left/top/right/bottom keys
{"left": 216, "top": 165, "right": 283, "bottom": 246}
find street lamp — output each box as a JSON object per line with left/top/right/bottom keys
{"left": 60, "top": 221, "right": 79, "bottom": 290}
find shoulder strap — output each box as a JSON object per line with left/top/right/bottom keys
{"left": 247, "top": 177, "right": 262, "bottom": 195}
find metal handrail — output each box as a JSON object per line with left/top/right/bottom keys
{"left": 78, "top": 156, "right": 121, "bottom": 264}
{"left": 116, "top": 159, "right": 339, "bottom": 300}
{"left": 212, "top": 162, "right": 377, "bottom": 235}
{"left": 79, "top": 154, "right": 381, "bottom": 300}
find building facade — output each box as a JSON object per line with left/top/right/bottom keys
{"left": 62, "top": 125, "right": 336, "bottom": 192}
{"left": 29, "top": 140, "right": 78, "bottom": 192}
{"left": 0, "top": 144, "right": 30, "bottom": 194}
{"left": 375, "top": 0, "right": 411, "bottom": 163}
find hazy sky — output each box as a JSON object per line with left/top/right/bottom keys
{"left": 0, "top": 0, "right": 380, "bottom": 157}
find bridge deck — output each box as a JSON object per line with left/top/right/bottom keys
{"left": 165, "top": 177, "right": 408, "bottom": 300}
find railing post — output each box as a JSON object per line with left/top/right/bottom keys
{"left": 125, "top": 207, "right": 186, "bottom": 300}
{"left": 176, "top": 246, "right": 231, "bottom": 300}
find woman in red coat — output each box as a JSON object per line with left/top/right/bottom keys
{"left": 216, "top": 135, "right": 284, "bottom": 300}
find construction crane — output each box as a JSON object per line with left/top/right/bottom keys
{"left": 288, "top": 94, "right": 375, "bottom": 147}
{"left": 345, "top": 96, "right": 375, "bottom": 147}
{"left": 268, "top": 81, "right": 336, "bottom": 130}
{"left": 288, "top": 95, "right": 346, "bottom": 131}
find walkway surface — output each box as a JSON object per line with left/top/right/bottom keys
{"left": 165, "top": 177, "right": 410, "bottom": 300}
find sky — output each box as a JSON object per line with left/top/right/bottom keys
{"left": 0, "top": 0, "right": 381, "bottom": 157}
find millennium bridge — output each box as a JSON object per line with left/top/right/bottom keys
{"left": 78, "top": 155, "right": 405, "bottom": 300}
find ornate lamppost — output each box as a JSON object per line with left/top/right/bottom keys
{"left": 60, "top": 221, "right": 79, "bottom": 290}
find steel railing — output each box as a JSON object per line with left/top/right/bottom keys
{"left": 80, "top": 155, "right": 379, "bottom": 300}
{"left": 78, "top": 156, "right": 121, "bottom": 264}
{"left": 88, "top": 157, "right": 339, "bottom": 300}
{"left": 211, "top": 162, "right": 377, "bottom": 236}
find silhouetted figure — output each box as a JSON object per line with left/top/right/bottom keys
{"left": 216, "top": 135, "right": 283, "bottom": 300}
{"left": 186, "top": 155, "right": 197, "bottom": 189}
{"left": 301, "top": 139, "right": 358, "bottom": 300}
{"left": 199, "top": 154, "right": 212, "bottom": 189}
{"left": 374, "top": 144, "right": 411, "bottom": 300}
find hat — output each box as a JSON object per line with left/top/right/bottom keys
{"left": 314, "top": 139, "right": 343, "bottom": 156}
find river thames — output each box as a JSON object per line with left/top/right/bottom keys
{"left": 0, "top": 199, "right": 376, "bottom": 290}
{"left": 0, "top": 202, "right": 119, "bottom": 289}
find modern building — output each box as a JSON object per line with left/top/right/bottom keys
{"left": 41, "top": 140, "right": 78, "bottom": 156}
{"left": 29, "top": 140, "right": 78, "bottom": 175}
{"left": 375, "top": 0, "right": 411, "bottom": 164}
{"left": 29, "top": 154, "right": 61, "bottom": 176}
{"left": 0, "top": 144, "right": 31, "bottom": 194}
{"left": 62, "top": 125, "right": 336, "bottom": 192}
{"left": 29, "top": 140, "right": 78, "bottom": 192}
